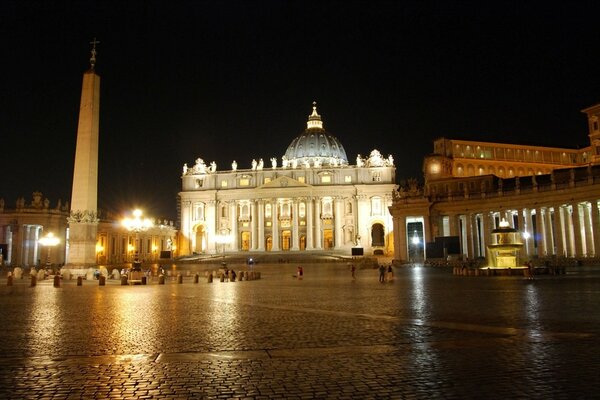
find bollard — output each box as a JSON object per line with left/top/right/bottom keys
{"left": 30, "top": 275, "right": 37, "bottom": 287}
{"left": 207, "top": 273, "right": 213, "bottom": 283}
{"left": 194, "top": 274, "right": 199, "bottom": 284}
{"left": 99, "top": 275, "right": 106, "bottom": 286}
{"left": 53, "top": 275, "right": 61, "bottom": 288}
{"left": 178, "top": 274, "right": 183, "bottom": 284}
{"left": 77, "top": 276, "right": 83, "bottom": 286}
{"left": 121, "top": 275, "right": 128, "bottom": 286}
{"left": 158, "top": 275, "right": 165, "bottom": 285}
{"left": 239, "top": 271, "right": 244, "bottom": 281}
{"left": 7, "top": 275, "right": 13, "bottom": 286}
{"left": 141, "top": 276, "right": 147, "bottom": 285}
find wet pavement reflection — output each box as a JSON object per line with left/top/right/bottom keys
{"left": 0, "top": 263, "right": 599, "bottom": 398}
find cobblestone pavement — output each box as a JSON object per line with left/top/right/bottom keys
{"left": 1, "top": 263, "right": 599, "bottom": 399}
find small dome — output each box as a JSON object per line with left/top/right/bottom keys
{"left": 283, "top": 103, "right": 348, "bottom": 167}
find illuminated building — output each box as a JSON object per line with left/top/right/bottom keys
{"left": 179, "top": 103, "right": 396, "bottom": 256}
{"left": 390, "top": 103, "right": 600, "bottom": 263}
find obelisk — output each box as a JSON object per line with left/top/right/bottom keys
{"left": 66, "top": 39, "right": 101, "bottom": 268}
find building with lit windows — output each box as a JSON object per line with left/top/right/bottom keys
{"left": 178, "top": 104, "right": 396, "bottom": 257}
{"left": 390, "top": 103, "right": 600, "bottom": 264}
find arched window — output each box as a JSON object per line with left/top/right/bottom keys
{"left": 371, "top": 223, "right": 385, "bottom": 246}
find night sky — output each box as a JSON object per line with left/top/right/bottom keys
{"left": 2, "top": 1, "right": 600, "bottom": 221}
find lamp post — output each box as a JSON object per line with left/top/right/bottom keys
{"left": 122, "top": 209, "right": 153, "bottom": 262}
{"left": 39, "top": 232, "right": 60, "bottom": 270}
{"left": 215, "top": 230, "right": 232, "bottom": 264}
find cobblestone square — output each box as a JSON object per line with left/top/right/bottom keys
{"left": 0, "top": 263, "right": 599, "bottom": 399}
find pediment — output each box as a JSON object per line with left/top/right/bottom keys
{"left": 258, "top": 176, "right": 311, "bottom": 189}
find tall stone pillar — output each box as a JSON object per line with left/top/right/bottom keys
{"left": 572, "top": 203, "right": 585, "bottom": 257}
{"left": 251, "top": 200, "right": 258, "bottom": 250}
{"left": 448, "top": 213, "right": 459, "bottom": 236}
{"left": 305, "top": 197, "right": 314, "bottom": 250}
{"left": 465, "top": 214, "right": 474, "bottom": 259}
{"left": 292, "top": 200, "right": 300, "bottom": 251}
{"left": 591, "top": 200, "right": 600, "bottom": 257}
{"left": 67, "top": 55, "right": 101, "bottom": 268}
{"left": 257, "top": 200, "right": 265, "bottom": 251}
{"left": 394, "top": 215, "right": 407, "bottom": 262}
{"left": 564, "top": 205, "right": 576, "bottom": 257}
{"left": 583, "top": 202, "right": 594, "bottom": 257}
{"left": 523, "top": 209, "right": 534, "bottom": 257}
{"left": 314, "top": 199, "right": 322, "bottom": 250}
{"left": 532, "top": 209, "right": 545, "bottom": 257}
{"left": 553, "top": 205, "right": 565, "bottom": 257}
{"left": 544, "top": 207, "right": 554, "bottom": 255}
{"left": 334, "top": 198, "right": 343, "bottom": 249}
{"left": 271, "top": 200, "right": 280, "bottom": 251}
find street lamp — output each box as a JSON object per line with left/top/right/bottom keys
{"left": 39, "top": 232, "right": 60, "bottom": 268}
{"left": 122, "top": 209, "right": 153, "bottom": 261}
{"left": 215, "top": 230, "right": 232, "bottom": 261}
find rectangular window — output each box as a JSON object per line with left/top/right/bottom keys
{"left": 221, "top": 180, "right": 228, "bottom": 187}
{"left": 264, "top": 177, "right": 271, "bottom": 184}
{"left": 240, "top": 178, "right": 249, "bottom": 186}
{"left": 298, "top": 176, "right": 305, "bottom": 183}
{"left": 321, "top": 175, "right": 331, "bottom": 183}
{"left": 344, "top": 176, "right": 352, "bottom": 183}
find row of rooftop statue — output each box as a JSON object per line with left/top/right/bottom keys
{"left": 182, "top": 150, "right": 394, "bottom": 175}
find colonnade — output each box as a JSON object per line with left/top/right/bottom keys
{"left": 444, "top": 199, "right": 600, "bottom": 260}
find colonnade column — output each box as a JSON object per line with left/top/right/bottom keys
{"left": 292, "top": 201, "right": 300, "bottom": 251}
{"left": 524, "top": 209, "right": 534, "bottom": 257}
{"left": 544, "top": 207, "right": 554, "bottom": 256}
{"left": 271, "top": 200, "right": 280, "bottom": 251}
{"left": 334, "top": 198, "right": 343, "bottom": 249}
{"left": 314, "top": 199, "right": 322, "bottom": 249}
{"left": 448, "top": 213, "right": 459, "bottom": 236}
{"left": 465, "top": 214, "right": 474, "bottom": 259}
{"left": 257, "top": 200, "right": 265, "bottom": 251}
{"left": 572, "top": 202, "right": 585, "bottom": 257}
{"left": 305, "top": 198, "right": 314, "bottom": 250}
{"left": 534, "top": 209, "right": 546, "bottom": 257}
{"left": 583, "top": 202, "right": 594, "bottom": 257}
{"left": 471, "top": 214, "right": 480, "bottom": 258}
{"left": 564, "top": 205, "right": 575, "bottom": 257}
{"left": 591, "top": 200, "right": 600, "bottom": 257}
{"left": 553, "top": 205, "right": 565, "bottom": 257}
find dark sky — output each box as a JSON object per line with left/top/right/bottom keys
{"left": 2, "top": 1, "right": 600, "bottom": 221}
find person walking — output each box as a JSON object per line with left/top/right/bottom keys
{"left": 378, "top": 264, "right": 385, "bottom": 283}
{"left": 351, "top": 264, "right": 356, "bottom": 280}
{"left": 386, "top": 265, "right": 393, "bottom": 282}
{"left": 297, "top": 266, "right": 304, "bottom": 280}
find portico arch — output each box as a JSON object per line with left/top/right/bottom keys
{"left": 193, "top": 224, "right": 206, "bottom": 254}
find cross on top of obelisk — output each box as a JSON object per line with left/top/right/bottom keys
{"left": 89, "top": 37, "right": 100, "bottom": 70}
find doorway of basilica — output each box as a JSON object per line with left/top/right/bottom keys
{"left": 281, "top": 230, "right": 291, "bottom": 250}
{"left": 323, "top": 229, "right": 333, "bottom": 249}
{"left": 300, "top": 235, "right": 306, "bottom": 250}
{"left": 194, "top": 225, "right": 206, "bottom": 254}
{"left": 266, "top": 236, "right": 272, "bottom": 251}
{"left": 241, "top": 231, "right": 251, "bottom": 251}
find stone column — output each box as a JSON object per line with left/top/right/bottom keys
{"left": 306, "top": 197, "right": 314, "bottom": 250}
{"left": 292, "top": 201, "right": 300, "bottom": 251}
{"left": 544, "top": 207, "right": 554, "bottom": 256}
{"left": 257, "top": 200, "right": 265, "bottom": 251}
{"left": 519, "top": 208, "right": 535, "bottom": 257}
{"left": 564, "top": 205, "right": 575, "bottom": 257}
{"left": 271, "top": 200, "right": 280, "bottom": 251}
{"left": 533, "top": 208, "right": 545, "bottom": 257}
{"left": 553, "top": 205, "right": 565, "bottom": 257}
{"left": 230, "top": 201, "right": 238, "bottom": 251}
{"left": 448, "top": 213, "right": 459, "bottom": 236}
{"left": 334, "top": 198, "right": 343, "bottom": 249}
{"left": 572, "top": 202, "right": 585, "bottom": 257}
{"left": 251, "top": 200, "right": 258, "bottom": 250}
{"left": 395, "top": 215, "right": 407, "bottom": 262}
{"left": 464, "top": 214, "right": 474, "bottom": 259}
{"left": 472, "top": 214, "right": 481, "bottom": 258}
{"left": 314, "top": 199, "right": 322, "bottom": 250}
{"left": 584, "top": 202, "right": 594, "bottom": 257}
{"left": 592, "top": 200, "right": 600, "bottom": 257}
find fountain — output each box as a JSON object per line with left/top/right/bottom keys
{"left": 482, "top": 218, "right": 527, "bottom": 274}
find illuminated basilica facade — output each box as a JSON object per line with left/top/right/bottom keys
{"left": 179, "top": 104, "right": 396, "bottom": 256}
{"left": 390, "top": 103, "right": 600, "bottom": 263}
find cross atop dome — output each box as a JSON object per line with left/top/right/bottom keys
{"left": 89, "top": 37, "right": 100, "bottom": 70}
{"left": 307, "top": 101, "right": 323, "bottom": 129}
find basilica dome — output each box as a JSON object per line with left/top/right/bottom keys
{"left": 283, "top": 103, "right": 349, "bottom": 168}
